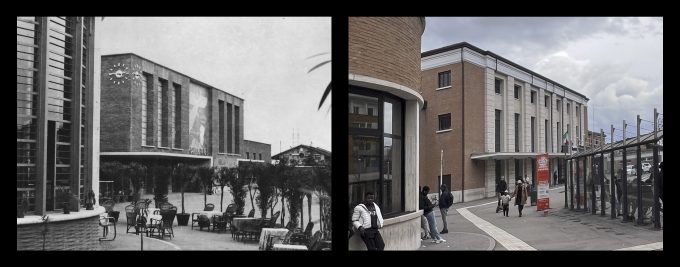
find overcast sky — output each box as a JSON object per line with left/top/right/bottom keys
{"left": 422, "top": 17, "right": 663, "bottom": 142}
{"left": 96, "top": 17, "right": 331, "bottom": 154}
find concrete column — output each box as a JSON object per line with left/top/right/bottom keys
{"left": 485, "top": 68, "right": 495, "bottom": 152}
{"left": 506, "top": 76, "right": 514, "bottom": 152}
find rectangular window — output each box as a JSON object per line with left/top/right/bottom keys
{"left": 495, "top": 160, "right": 503, "bottom": 184}
{"left": 531, "top": 116, "right": 536, "bottom": 152}
{"left": 495, "top": 109, "right": 501, "bottom": 152}
{"left": 227, "top": 103, "right": 233, "bottom": 153}
{"left": 438, "top": 70, "right": 451, "bottom": 88}
{"left": 495, "top": 78, "right": 502, "bottom": 94}
{"left": 515, "top": 113, "right": 520, "bottom": 152}
{"left": 235, "top": 106, "right": 240, "bottom": 154}
{"left": 367, "top": 107, "right": 374, "bottom": 116}
{"left": 545, "top": 120, "right": 550, "bottom": 153}
{"left": 259, "top": 153, "right": 262, "bottom": 160}
{"left": 438, "top": 113, "right": 451, "bottom": 131}
{"left": 545, "top": 95, "right": 550, "bottom": 108}
{"left": 557, "top": 122, "right": 561, "bottom": 146}
{"left": 514, "top": 85, "right": 520, "bottom": 99}
{"left": 144, "top": 74, "right": 154, "bottom": 145}
{"left": 556, "top": 99, "right": 561, "bottom": 111}
{"left": 159, "top": 78, "right": 169, "bottom": 147}
{"left": 141, "top": 74, "right": 148, "bottom": 146}
{"left": 173, "top": 84, "right": 181, "bottom": 148}
{"left": 567, "top": 103, "right": 571, "bottom": 114}
{"left": 577, "top": 126, "right": 580, "bottom": 145}
{"left": 531, "top": 91, "right": 536, "bottom": 104}
{"left": 218, "top": 100, "right": 224, "bottom": 153}
{"left": 246, "top": 152, "right": 249, "bottom": 159}
{"left": 515, "top": 159, "right": 523, "bottom": 179}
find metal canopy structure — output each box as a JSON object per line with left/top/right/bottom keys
{"left": 567, "top": 129, "right": 663, "bottom": 159}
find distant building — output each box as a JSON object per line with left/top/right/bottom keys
{"left": 272, "top": 144, "right": 331, "bottom": 166}
{"left": 242, "top": 139, "right": 271, "bottom": 163}
{"left": 584, "top": 130, "right": 607, "bottom": 150}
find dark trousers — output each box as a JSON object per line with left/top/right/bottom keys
{"left": 361, "top": 228, "right": 385, "bottom": 251}
{"left": 517, "top": 205, "right": 524, "bottom": 216}
{"left": 502, "top": 204, "right": 509, "bottom": 216}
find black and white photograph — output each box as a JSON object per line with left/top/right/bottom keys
{"left": 17, "top": 16, "right": 331, "bottom": 251}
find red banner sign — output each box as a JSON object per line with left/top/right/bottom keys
{"left": 536, "top": 154, "right": 550, "bottom": 211}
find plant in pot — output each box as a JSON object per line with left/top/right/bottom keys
{"left": 152, "top": 165, "right": 170, "bottom": 208}
{"left": 17, "top": 194, "right": 28, "bottom": 218}
{"left": 57, "top": 188, "right": 70, "bottom": 214}
{"left": 85, "top": 189, "right": 96, "bottom": 210}
{"left": 173, "top": 163, "right": 196, "bottom": 226}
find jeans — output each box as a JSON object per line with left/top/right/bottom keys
{"left": 439, "top": 208, "right": 449, "bottom": 230}
{"left": 420, "top": 215, "right": 430, "bottom": 238}
{"left": 424, "top": 211, "right": 442, "bottom": 241}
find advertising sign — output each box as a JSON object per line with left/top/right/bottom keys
{"left": 536, "top": 153, "right": 550, "bottom": 211}
{"left": 189, "top": 82, "right": 209, "bottom": 155}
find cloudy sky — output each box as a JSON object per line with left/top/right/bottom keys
{"left": 96, "top": 17, "right": 331, "bottom": 154}
{"left": 422, "top": 17, "right": 663, "bottom": 142}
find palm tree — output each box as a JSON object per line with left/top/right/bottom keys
{"left": 308, "top": 52, "right": 331, "bottom": 110}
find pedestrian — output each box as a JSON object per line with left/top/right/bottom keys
{"left": 420, "top": 186, "right": 446, "bottom": 244}
{"left": 496, "top": 176, "right": 507, "bottom": 213}
{"left": 351, "top": 192, "right": 385, "bottom": 250}
{"left": 419, "top": 186, "right": 430, "bottom": 240}
{"left": 511, "top": 179, "right": 528, "bottom": 217}
{"left": 439, "top": 184, "right": 454, "bottom": 234}
{"left": 615, "top": 169, "right": 623, "bottom": 216}
{"left": 500, "top": 190, "right": 511, "bottom": 217}
{"left": 553, "top": 170, "right": 558, "bottom": 186}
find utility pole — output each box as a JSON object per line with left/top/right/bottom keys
{"left": 622, "top": 120, "right": 629, "bottom": 222}
{"left": 600, "top": 128, "right": 605, "bottom": 216}
{"left": 610, "top": 125, "right": 616, "bottom": 219}
{"left": 636, "top": 115, "right": 643, "bottom": 225}
{"left": 652, "top": 108, "right": 661, "bottom": 229}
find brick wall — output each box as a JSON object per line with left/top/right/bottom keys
{"left": 349, "top": 17, "right": 424, "bottom": 91}
{"left": 419, "top": 61, "right": 486, "bottom": 192}
{"left": 17, "top": 216, "right": 99, "bottom": 250}
{"left": 242, "top": 140, "right": 271, "bottom": 162}
{"left": 100, "top": 55, "right": 132, "bottom": 152}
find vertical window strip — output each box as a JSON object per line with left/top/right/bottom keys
{"left": 141, "top": 74, "right": 147, "bottom": 145}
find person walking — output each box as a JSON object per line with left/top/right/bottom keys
{"left": 351, "top": 192, "right": 385, "bottom": 250}
{"left": 553, "top": 170, "right": 558, "bottom": 186}
{"left": 496, "top": 176, "right": 507, "bottom": 213}
{"left": 500, "top": 190, "right": 511, "bottom": 217}
{"left": 438, "top": 184, "right": 454, "bottom": 234}
{"left": 511, "top": 179, "right": 528, "bottom": 217}
{"left": 420, "top": 186, "right": 446, "bottom": 244}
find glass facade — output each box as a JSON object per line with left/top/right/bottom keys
{"left": 349, "top": 87, "right": 404, "bottom": 217}
{"left": 17, "top": 17, "right": 94, "bottom": 213}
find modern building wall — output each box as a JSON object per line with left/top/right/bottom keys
{"left": 100, "top": 53, "right": 245, "bottom": 168}
{"left": 17, "top": 16, "right": 100, "bottom": 250}
{"left": 349, "top": 17, "right": 425, "bottom": 250}
{"left": 421, "top": 43, "right": 589, "bottom": 202}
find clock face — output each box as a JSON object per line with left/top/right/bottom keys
{"left": 107, "top": 63, "right": 129, "bottom": 85}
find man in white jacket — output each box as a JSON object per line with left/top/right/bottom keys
{"left": 351, "top": 192, "right": 385, "bottom": 250}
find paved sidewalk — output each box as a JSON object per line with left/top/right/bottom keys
{"left": 419, "top": 185, "right": 662, "bottom": 251}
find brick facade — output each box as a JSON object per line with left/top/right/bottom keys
{"left": 100, "top": 54, "right": 246, "bottom": 164}
{"left": 17, "top": 215, "right": 99, "bottom": 250}
{"left": 420, "top": 62, "right": 486, "bottom": 194}
{"left": 242, "top": 140, "right": 272, "bottom": 162}
{"left": 349, "top": 17, "right": 424, "bottom": 90}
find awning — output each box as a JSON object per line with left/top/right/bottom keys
{"left": 470, "top": 152, "right": 569, "bottom": 161}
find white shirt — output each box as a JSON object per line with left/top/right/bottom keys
{"left": 351, "top": 202, "right": 384, "bottom": 230}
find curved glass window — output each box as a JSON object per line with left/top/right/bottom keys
{"left": 349, "top": 86, "right": 404, "bottom": 217}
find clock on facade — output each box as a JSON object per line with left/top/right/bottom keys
{"left": 107, "top": 62, "right": 142, "bottom": 85}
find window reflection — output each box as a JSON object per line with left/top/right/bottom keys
{"left": 349, "top": 93, "right": 379, "bottom": 129}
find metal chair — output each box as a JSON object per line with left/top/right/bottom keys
{"left": 99, "top": 213, "right": 117, "bottom": 241}
{"left": 125, "top": 204, "right": 138, "bottom": 234}
{"left": 160, "top": 207, "right": 177, "bottom": 238}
